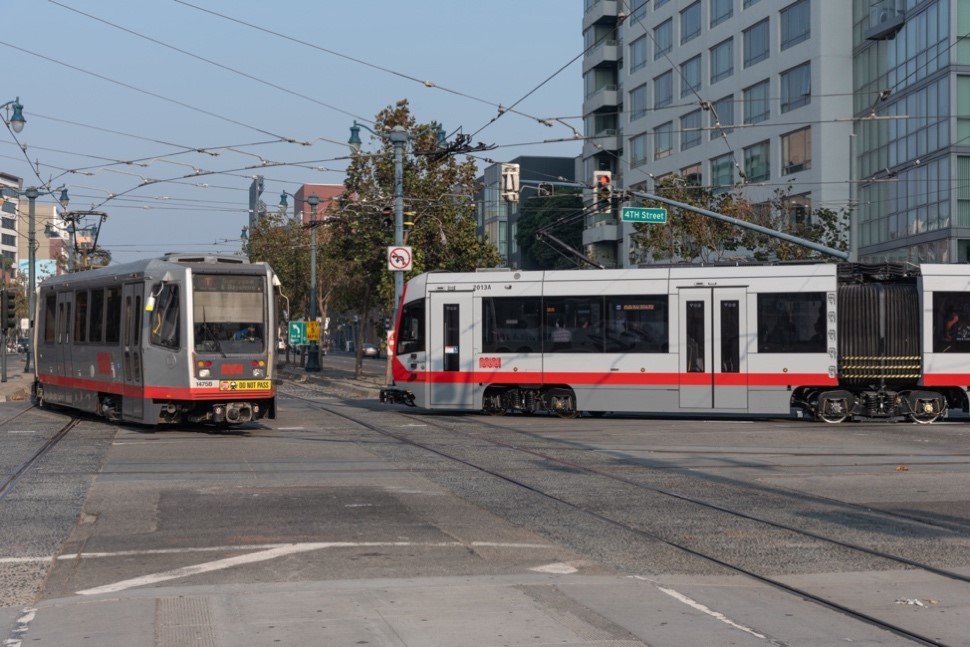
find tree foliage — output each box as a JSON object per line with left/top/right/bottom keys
{"left": 630, "top": 176, "right": 848, "bottom": 264}
{"left": 515, "top": 190, "right": 585, "bottom": 270}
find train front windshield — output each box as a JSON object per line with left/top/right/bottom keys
{"left": 192, "top": 273, "right": 267, "bottom": 353}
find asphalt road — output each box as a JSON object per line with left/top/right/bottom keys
{"left": 1, "top": 360, "right": 968, "bottom": 646}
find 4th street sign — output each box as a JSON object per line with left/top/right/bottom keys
{"left": 622, "top": 207, "right": 667, "bottom": 223}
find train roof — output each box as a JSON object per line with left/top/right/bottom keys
{"left": 38, "top": 254, "right": 270, "bottom": 289}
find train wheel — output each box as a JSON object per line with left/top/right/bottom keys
{"left": 817, "top": 397, "right": 848, "bottom": 424}
{"left": 910, "top": 398, "right": 943, "bottom": 425}
{"left": 482, "top": 392, "right": 506, "bottom": 416}
{"left": 546, "top": 389, "right": 578, "bottom": 419}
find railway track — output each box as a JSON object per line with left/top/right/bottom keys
{"left": 281, "top": 383, "right": 965, "bottom": 645}
{"left": 0, "top": 416, "right": 81, "bottom": 501}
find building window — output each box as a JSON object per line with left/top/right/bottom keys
{"left": 782, "top": 193, "right": 811, "bottom": 226}
{"left": 744, "top": 0, "right": 760, "bottom": 7}
{"left": 681, "top": 163, "right": 702, "bottom": 186}
{"left": 1, "top": 234, "right": 14, "bottom": 247}
{"left": 743, "top": 19, "right": 769, "bottom": 68}
{"left": 630, "top": 84, "right": 648, "bottom": 122}
{"left": 655, "top": 19, "right": 672, "bottom": 59}
{"left": 743, "top": 80, "right": 770, "bottom": 124}
{"left": 744, "top": 140, "right": 770, "bottom": 182}
{"left": 711, "top": 0, "right": 732, "bottom": 27}
{"left": 654, "top": 70, "right": 673, "bottom": 108}
{"left": 681, "top": 2, "right": 701, "bottom": 44}
{"left": 709, "top": 94, "right": 734, "bottom": 139}
{"left": 681, "top": 55, "right": 701, "bottom": 98}
{"left": 711, "top": 154, "right": 734, "bottom": 192}
{"left": 631, "top": 35, "right": 648, "bottom": 72}
{"left": 631, "top": 133, "right": 648, "bottom": 168}
{"left": 780, "top": 62, "right": 811, "bottom": 113}
{"left": 781, "top": 0, "right": 810, "bottom": 50}
{"left": 656, "top": 0, "right": 671, "bottom": 7}
{"left": 655, "top": 122, "right": 674, "bottom": 160}
{"left": 631, "top": 1, "right": 647, "bottom": 21}
{"left": 710, "top": 39, "right": 733, "bottom": 84}
{"left": 681, "top": 110, "right": 702, "bottom": 150}
{"left": 1, "top": 217, "right": 14, "bottom": 231}
{"left": 781, "top": 127, "right": 811, "bottom": 174}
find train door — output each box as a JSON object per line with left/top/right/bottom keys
{"left": 121, "top": 282, "right": 144, "bottom": 419}
{"left": 54, "top": 290, "right": 72, "bottom": 377}
{"left": 428, "top": 289, "right": 474, "bottom": 407}
{"left": 678, "top": 287, "right": 747, "bottom": 409}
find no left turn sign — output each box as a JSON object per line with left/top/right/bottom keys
{"left": 387, "top": 246, "right": 413, "bottom": 271}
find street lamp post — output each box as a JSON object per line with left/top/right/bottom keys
{"left": 305, "top": 192, "right": 321, "bottom": 372}
{"left": 23, "top": 187, "right": 69, "bottom": 372}
{"left": 347, "top": 122, "right": 409, "bottom": 334}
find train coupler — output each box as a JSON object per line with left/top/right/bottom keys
{"left": 380, "top": 388, "right": 415, "bottom": 407}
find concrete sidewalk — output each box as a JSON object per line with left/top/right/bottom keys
{"left": 0, "top": 353, "right": 30, "bottom": 402}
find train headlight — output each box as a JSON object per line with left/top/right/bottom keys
{"left": 199, "top": 369, "right": 211, "bottom": 378}
{"left": 252, "top": 368, "right": 264, "bottom": 378}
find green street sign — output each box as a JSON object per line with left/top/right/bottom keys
{"left": 288, "top": 321, "right": 306, "bottom": 345}
{"left": 622, "top": 207, "right": 667, "bottom": 223}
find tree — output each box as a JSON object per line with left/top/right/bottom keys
{"left": 630, "top": 176, "right": 748, "bottom": 263}
{"left": 516, "top": 190, "right": 585, "bottom": 270}
{"left": 630, "top": 177, "right": 849, "bottom": 264}
{"left": 330, "top": 100, "right": 502, "bottom": 376}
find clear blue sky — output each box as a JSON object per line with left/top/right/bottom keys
{"left": 2, "top": 1, "right": 583, "bottom": 264}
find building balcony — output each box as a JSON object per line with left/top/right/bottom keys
{"left": 583, "top": 219, "right": 619, "bottom": 246}
{"left": 583, "top": 85, "right": 619, "bottom": 115}
{"left": 583, "top": 0, "right": 619, "bottom": 30}
{"left": 589, "top": 128, "right": 621, "bottom": 154}
{"left": 582, "top": 40, "right": 619, "bottom": 73}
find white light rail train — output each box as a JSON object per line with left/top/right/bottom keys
{"left": 380, "top": 263, "right": 970, "bottom": 423}
{"left": 31, "top": 254, "right": 282, "bottom": 426}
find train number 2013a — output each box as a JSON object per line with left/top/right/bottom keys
{"left": 478, "top": 356, "right": 502, "bottom": 369}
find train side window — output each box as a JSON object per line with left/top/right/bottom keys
{"left": 89, "top": 288, "right": 105, "bottom": 343}
{"left": 397, "top": 298, "right": 425, "bottom": 356}
{"left": 757, "top": 292, "right": 826, "bottom": 353}
{"left": 104, "top": 287, "right": 121, "bottom": 343}
{"left": 933, "top": 291, "right": 970, "bottom": 353}
{"left": 542, "top": 296, "right": 604, "bottom": 353}
{"left": 74, "top": 290, "right": 89, "bottom": 343}
{"left": 605, "top": 295, "right": 669, "bottom": 353}
{"left": 482, "top": 297, "right": 541, "bottom": 353}
{"left": 150, "top": 284, "right": 180, "bottom": 349}
{"left": 43, "top": 293, "right": 55, "bottom": 344}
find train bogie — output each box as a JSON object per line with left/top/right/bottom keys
{"left": 381, "top": 263, "right": 970, "bottom": 423}
{"left": 32, "top": 254, "right": 280, "bottom": 427}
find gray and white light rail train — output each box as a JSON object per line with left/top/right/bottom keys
{"left": 380, "top": 262, "right": 970, "bottom": 422}
{"left": 31, "top": 254, "right": 282, "bottom": 426}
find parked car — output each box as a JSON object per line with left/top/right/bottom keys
{"left": 361, "top": 342, "right": 381, "bottom": 358}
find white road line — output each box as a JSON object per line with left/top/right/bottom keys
{"left": 65, "top": 541, "right": 551, "bottom": 596}
{"left": 633, "top": 576, "right": 769, "bottom": 641}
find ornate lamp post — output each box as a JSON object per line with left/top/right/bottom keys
{"left": 0, "top": 97, "right": 26, "bottom": 133}
{"left": 348, "top": 122, "right": 409, "bottom": 329}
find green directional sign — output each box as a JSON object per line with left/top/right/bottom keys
{"left": 622, "top": 207, "right": 667, "bottom": 223}
{"left": 288, "top": 321, "right": 306, "bottom": 345}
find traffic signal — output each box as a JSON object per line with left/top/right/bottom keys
{"left": 2, "top": 290, "right": 15, "bottom": 331}
{"left": 501, "top": 163, "right": 520, "bottom": 202}
{"left": 593, "top": 170, "right": 613, "bottom": 205}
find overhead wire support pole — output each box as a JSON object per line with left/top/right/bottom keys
{"left": 629, "top": 191, "right": 850, "bottom": 261}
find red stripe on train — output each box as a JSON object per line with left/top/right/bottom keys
{"left": 390, "top": 368, "right": 836, "bottom": 387}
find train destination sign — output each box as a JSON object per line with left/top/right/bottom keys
{"left": 622, "top": 207, "right": 667, "bottom": 223}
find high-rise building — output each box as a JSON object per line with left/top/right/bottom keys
{"left": 582, "top": 0, "right": 968, "bottom": 266}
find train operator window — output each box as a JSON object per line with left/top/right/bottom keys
{"left": 757, "top": 292, "right": 825, "bottom": 353}
{"left": 150, "top": 284, "right": 180, "bottom": 349}
{"left": 192, "top": 274, "right": 265, "bottom": 353}
{"left": 397, "top": 298, "right": 425, "bottom": 355}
